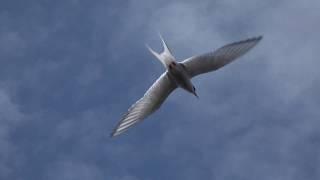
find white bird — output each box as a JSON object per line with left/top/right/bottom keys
{"left": 111, "top": 35, "right": 262, "bottom": 137}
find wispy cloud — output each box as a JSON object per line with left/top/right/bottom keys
{"left": 0, "top": 0, "right": 319, "bottom": 179}
{"left": 0, "top": 89, "right": 25, "bottom": 179}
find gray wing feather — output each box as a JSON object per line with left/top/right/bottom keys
{"left": 182, "top": 36, "right": 262, "bottom": 77}
{"left": 111, "top": 72, "right": 176, "bottom": 137}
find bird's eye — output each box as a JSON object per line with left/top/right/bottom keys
{"left": 193, "top": 86, "right": 196, "bottom": 91}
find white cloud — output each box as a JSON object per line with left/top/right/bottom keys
{"left": 131, "top": 0, "right": 320, "bottom": 179}
{"left": 0, "top": 0, "right": 319, "bottom": 179}
{"left": 0, "top": 89, "right": 25, "bottom": 179}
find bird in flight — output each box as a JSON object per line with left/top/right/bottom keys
{"left": 111, "top": 34, "right": 262, "bottom": 137}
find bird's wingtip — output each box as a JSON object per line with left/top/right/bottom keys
{"left": 257, "top": 35, "right": 263, "bottom": 41}
{"left": 110, "top": 132, "right": 115, "bottom": 138}
{"left": 110, "top": 128, "right": 119, "bottom": 138}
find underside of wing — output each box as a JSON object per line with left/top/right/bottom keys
{"left": 182, "top": 36, "right": 262, "bottom": 77}
{"left": 111, "top": 72, "right": 177, "bottom": 137}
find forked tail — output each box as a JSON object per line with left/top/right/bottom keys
{"left": 146, "top": 33, "right": 176, "bottom": 69}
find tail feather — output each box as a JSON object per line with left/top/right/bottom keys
{"left": 146, "top": 34, "right": 175, "bottom": 69}
{"left": 158, "top": 33, "right": 173, "bottom": 58}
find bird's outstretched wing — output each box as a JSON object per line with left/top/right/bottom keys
{"left": 111, "top": 72, "right": 177, "bottom": 137}
{"left": 182, "top": 36, "right": 262, "bottom": 78}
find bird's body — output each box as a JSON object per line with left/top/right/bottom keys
{"left": 111, "top": 35, "right": 262, "bottom": 137}
{"left": 168, "top": 62, "right": 197, "bottom": 97}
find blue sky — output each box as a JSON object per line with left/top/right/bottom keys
{"left": 0, "top": 0, "right": 319, "bottom": 179}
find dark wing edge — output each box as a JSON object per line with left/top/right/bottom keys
{"left": 182, "top": 36, "right": 263, "bottom": 77}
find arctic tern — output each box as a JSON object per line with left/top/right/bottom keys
{"left": 111, "top": 35, "right": 262, "bottom": 137}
